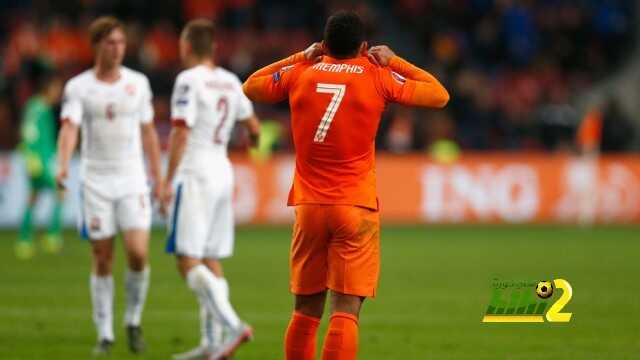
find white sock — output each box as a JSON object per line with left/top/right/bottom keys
{"left": 187, "top": 265, "right": 241, "bottom": 332}
{"left": 199, "top": 277, "right": 228, "bottom": 348}
{"left": 90, "top": 274, "right": 114, "bottom": 341}
{"left": 218, "top": 277, "right": 229, "bottom": 300}
{"left": 199, "top": 300, "right": 224, "bottom": 348}
{"left": 124, "top": 267, "right": 150, "bottom": 327}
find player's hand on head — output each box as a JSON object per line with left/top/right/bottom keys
{"left": 368, "top": 45, "right": 396, "bottom": 67}
{"left": 304, "top": 42, "right": 325, "bottom": 62}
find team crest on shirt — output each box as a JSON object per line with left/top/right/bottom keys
{"left": 90, "top": 217, "right": 101, "bottom": 231}
{"left": 391, "top": 71, "right": 406, "bottom": 84}
{"left": 125, "top": 83, "right": 136, "bottom": 96}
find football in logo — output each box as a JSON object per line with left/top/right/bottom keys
{"left": 536, "top": 281, "right": 554, "bottom": 299}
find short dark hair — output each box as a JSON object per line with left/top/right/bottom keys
{"left": 182, "top": 19, "right": 216, "bottom": 58}
{"left": 89, "top": 16, "right": 124, "bottom": 46}
{"left": 323, "top": 11, "right": 365, "bottom": 59}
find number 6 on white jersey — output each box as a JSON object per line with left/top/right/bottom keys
{"left": 314, "top": 83, "right": 346, "bottom": 143}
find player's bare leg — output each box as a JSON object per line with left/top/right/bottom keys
{"left": 203, "top": 258, "right": 223, "bottom": 277}
{"left": 177, "top": 256, "right": 252, "bottom": 360}
{"left": 122, "top": 229, "right": 150, "bottom": 353}
{"left": 295, "top": 291, "right": 327, "bottom": 318}
{"left": 285, "top": 292, "right": 326, "bottom": 360}
{"left": 320, "top": 291, "right": 364, "bottom": 360}
{"left": 90, "top": 237, "right": 115, "bottom": 355}
{"left": 328, "top": 292, "right": 364, "bottom": 317}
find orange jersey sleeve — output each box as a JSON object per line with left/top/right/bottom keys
{"left": 243, "top": 53, "right": 449, "bottom": 210}
{"left": 376, "top": 56, "right": 450, "bottom": 108}
{"left": 242, "top": 51, "right": 307, "bottom": 103}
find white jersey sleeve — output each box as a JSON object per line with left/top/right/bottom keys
{"left": 140, "top": 76, "right": 154, "bottom": 124}
{"left": 60, "top": 80, "right": 83, "bottom": 125}
{"left": 235, "top": 80, "right": 254, "bottom": 121}
{"left": 171, "top": 73, "right": 197, "bottom": 127}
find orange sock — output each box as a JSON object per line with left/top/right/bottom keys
{"left": 321, "top": 312, "right": 359, "bottom": 360}
{"left": 285, "top": 311, "right": 321, "bottom": 360}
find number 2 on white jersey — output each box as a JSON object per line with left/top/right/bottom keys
{"left": 314, "top": 83, "right": 346, "bottom": 143}
{"left": 213, "top": 96, "right": 229, "bottom": 144}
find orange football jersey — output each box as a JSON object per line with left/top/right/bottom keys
{"left": 244, "top": 52, "right": 449, "bottom": 210}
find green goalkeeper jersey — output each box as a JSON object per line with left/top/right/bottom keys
{"left": 20, "top": 96, "right": 57, "bottom": 187}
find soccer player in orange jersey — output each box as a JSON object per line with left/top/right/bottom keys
{"left": 243, "top": 11, "right": 449, "bottom": 360}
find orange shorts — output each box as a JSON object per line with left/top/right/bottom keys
{"left": 290, "top": 204, "right": 380, "bottom": 298}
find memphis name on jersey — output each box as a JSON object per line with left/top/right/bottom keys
{"left": 311, "top": 62, "right": 365, "bottom": 74}
{"left": 309, "top": 61, "right": 408, "bottom": 85}
{"left": 170, "top": 65, "right": 253, "bottom": 172}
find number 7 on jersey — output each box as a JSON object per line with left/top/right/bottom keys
{"left": 314, "top": 83, "right": 346, "bottom": 143}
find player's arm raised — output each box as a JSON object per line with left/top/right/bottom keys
{"left": 370, "top": 45, "right": 450, "bottom": 108}
{"left": 243, "top": 42, "right": 323, "bottom": 103}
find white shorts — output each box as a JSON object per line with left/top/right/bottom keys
{"left": 79, "top": 184, "right": 152, "bottom": 240}
{"left": 166, "top": 171, "right": 234, "bottom": 259}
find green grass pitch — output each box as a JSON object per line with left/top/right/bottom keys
{"left": 1, "top": 225, "right": 638, "bottom": 359}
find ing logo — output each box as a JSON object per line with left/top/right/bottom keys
{"left": 482, "top": 278, "right": 573, "bottom": 323}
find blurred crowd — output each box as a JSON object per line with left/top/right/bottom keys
{"left": 0, "top": 0, "right": 637, "bottom": 153}
{"left": 386, "top": 0, "right": 637, "bottom": 153}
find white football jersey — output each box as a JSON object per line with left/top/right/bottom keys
{"left": 171, "top": 65, "right": 254, "bottom": 174}
{"left": 61, "top": 67, "right": 154, "bottom": 193}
